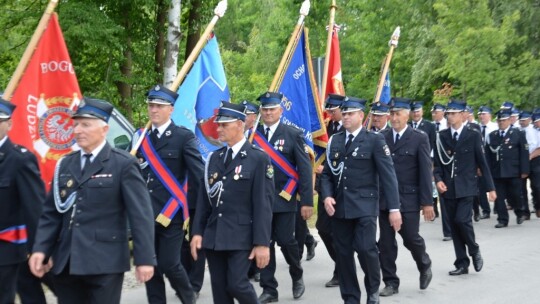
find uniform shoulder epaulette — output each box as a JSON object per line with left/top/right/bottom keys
{"left": 251, "top": 144, "right": 265, "bottom": 153}
{"left": 12, "top": 144, "right": 31, "bottom": 154}
{"left": 111, "top": 147, "right": 132, "bottom": 160}
{"left": 413, "top": 128, "right": 426, "bottom": 135}
{"left": 334, "top": 130, "right": 345, "bottom": 136}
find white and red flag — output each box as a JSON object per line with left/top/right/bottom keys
{"left": 9, "top": 14, "right": 81, "bottom": 190}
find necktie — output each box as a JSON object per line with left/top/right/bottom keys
{"left": 436, "top": 122, "right": 440, "bottom": 132}
{"left": 500, "top": 130, "right": 505, "bottom": 138}
{"left": 224, "top": 148, "right": 233, "bottom": 167}
{"left": 453, "top": 131, "right": 458, "bottom": 143}
{"left": 395, "top": 133, "right": 400, "bottom": 144}
{"left": 265, "top": 127, "right": 271, "bottom": 140}
{"left": 345, "top": 134, "right": 354, "bottom": 151}
{"left": 482, "top": 125, "right": 486, "bottom": 138}
{"left": 413, "top": 122, "right": 418, "bottom": 129}
{"left": 82, "top": 153, "right": 93, "bottom": 175}
{"left": 152, "top": 128, "right": 160, "bottom": 144}
{"left": 333, "top": 121, "right": 340, "bottom": 133}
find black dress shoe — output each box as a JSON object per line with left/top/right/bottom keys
{"left": 472, "top": 252, "right": 483, "bottom": 272}
{"left": 479, "top": 213, "right": 490, "bottom": 219}
{"left": 379, "top": 285, "right": 398, "bottom": 296}
{"left": 495, "top": 222, "right": 508, "bottom": 228}
{"left": 306, "top": 240, "right": 318, "bottom": 261}
{"left": 420, "top": 268, "right": 432, "bottom": 289}
{"left": 449, "top": 267, "right": 469, "bottom": 276}
{"left": 517, "top": 216, "right": 525, "bottom": 224}
{"left": 367, "top": 291, "right": 380, "bottom": 304}
{"left": 325, "top": 276, "right": 339, "bottom": 287}
{"left": 258, "top": 292, "right": 278, "bottom": 303}
{"left": 254, "top": 272, "right": 260, "bottom": 282}
{"left": 292, "top": 278, "right": 305, "bottom": 299}
{"left": 473, "top": 214, "right": 480, "bottom": 222}
{"left": 442, "top": 236, "right": 452, "bottom": 241}
{"left": 523, "top": 214, "right": 531, "bottom": 220}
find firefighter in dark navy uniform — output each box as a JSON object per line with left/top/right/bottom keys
{"left": 136, "top": 85, "right": 204, "bottom": 304}
{"left": 191, "top": 102, "right": 273, "bottom": 304}
{"left": 256, "top": 91, "right": 314, "bottom": 303}
{"left": 378, "top": 99, "right": 434, "bottom": 297}
{"left": 320, "top": 97, "right": 402, "bottom": 304}
{"left": 485, "top": 109, "right": 530, "bottom": 228}
{"left": 314, "top": 94, "right": 345, "bottom": 288}
{"left": 433, "top": 99, "right": 496, "bottom": 276}
{"left": 29, "top": 98, "right": 156, "bottom": 304}
{"left": 0, "top": 98, "right": 45, "bottom": 304}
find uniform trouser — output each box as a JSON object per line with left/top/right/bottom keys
{"left": 445, "top": 196, "right": 479, "bottom": 268}
{"left": 378, "top": 211, "right": 431, "bottom": 288}
{"left": 17, "top": 260, "right": 57, "bottom": 304}
{"left": 332, "top": 216, "right": 379, "bottom": 304}
{"left": 439, "top": 196, "right": 452, "bottom": 237}
{"left": 0, "top": 263, "right": 19, "bottom": 304}
{"left": 205, "top": 249, "right": 259, "bottom": 304}
{"left": 146, "top": 223, "right": 195, "bottom": 304}
{"left": 260, "top": 212, "right": 302, "bottom": 296}
{"left": 316, "top": 196, "right": 338, "bottom": 278}
{"left": 494, "top": 178, "right": 526, "bottom": 224}
{"left": 181, "top": 208, "right": 206, "bottom": 292}
{"left": 54, "top": 267, "right": 124, "bottom": 304}
{"left": 522, "top": 177, "right": 531, "bottom": 214}
{"left": 531, "top": 158, "right": 540, "bottom": 210}
{"left": 294, "top": 204, "right": 315, "bottom": 258}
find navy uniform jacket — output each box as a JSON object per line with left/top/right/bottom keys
{"left": 33, "top": 143, "right": 156, "bottom": 275}
{"left": 485, "top": 127, "right": 530, "bottom": 178}
{"left": 380, "top": 128, "right": 433, "bottom": 212}
{"left": 257, "top": 123, "right": 313, "bottom": 213}
{"left": 0, "top": 138, "right": 44, "bottom": 266}
{"left": 136, "top": 122, "right": 204, "bottom": 218}
{"left": 320, "top": 129, "right": 400, "bottom": 218}
{"left": 409, "top": 119, "right": 436, "bottom": 150}
{"left": 466, "top": 122, "right": 481, "bottom": 133}
{"left": 433, "top": 127, "right": 495, "bottom": 199}
{"left": 192, "top": 142, "right": 274, "bottom": 250}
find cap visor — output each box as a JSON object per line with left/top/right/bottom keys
{"left": 215, "top": 116, "right": 239, "bottom": 123}
{"left": 147, "top": 98, "right": 172, "bottom": 105}
{"left": 261, "top": 104, "right": 281, "bottom": 109}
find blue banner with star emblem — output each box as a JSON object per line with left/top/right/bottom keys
{"left": 380, "top": 71, "right": 391, "bottom": 104}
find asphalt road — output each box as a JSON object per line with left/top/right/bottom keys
{"left": 117, "top": 211, "right": 540, "bottom": 304}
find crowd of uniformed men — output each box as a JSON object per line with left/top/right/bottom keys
{"left": 1, "top": 84, "right": 539, "bottom": 304}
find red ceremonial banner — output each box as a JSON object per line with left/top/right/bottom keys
{"left": 9, "top": 14, "right": 81, "bottom": 191}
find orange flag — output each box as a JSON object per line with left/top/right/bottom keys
{"left": 9, "top": 14, "right": 81, "bottom": 191}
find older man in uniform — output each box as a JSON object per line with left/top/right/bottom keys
{"left": 29, "top": 98, "right": 156, "bottom": 304}
{"left": 530, "top": 113, "right": 540, "bottom": 217}
{"left": 476, "top": 106, "right": 498, "bottom": 219}
{"left": 518, "top": 110, "right": 538, "bottom": 219}
{"left": 242, "top": 100, "right": 259, "bottom": 137}
{"left": 409, "top": 100, "right": 436, "bottom": 150}
{"left": 370, "top": 103, "right": 390, "bottom": 132}
{"left": 378, "top": 99, "right": 434, "bottom": 297}
{"left": 191, "top": 102, "right": 273, "bottom": 304}
{"left": 485, "top": 109, "right": 530, "bottom": 228}
{"left": 433, "top": 99, "right": 496, "bottom": 276}
{"left": 321, "top": 97, "right": 402, "bottom": 304}
{"left": 314, "top": 94, "right": 344, "bottom": 288}
{"left": 0, "top": 98, "right": 45, "bottom": 303}
{"left": 256, "top": 91, "right": 313, "bottom": 303}
{"left": 135, "top": 85, "right": 203, "bottom": 303}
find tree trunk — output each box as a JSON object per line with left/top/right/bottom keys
{"left": 155, "top": 0, "right": 167, "bottom": 85}
{"left": 116, "top": 14, "right": 133, "bottom": 121}
{"left": 164, "top": 0, "right": 182, "bottom": 87}
{"left": 185, "top": 0, "right": 202, "bottom": 61}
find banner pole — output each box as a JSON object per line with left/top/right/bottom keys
{"left": 3, "top": 0, "right": 59, "bottom": 100}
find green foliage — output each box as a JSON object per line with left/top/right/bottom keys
{"left": 1, "top": 0, "right": 538, "bottom": 125}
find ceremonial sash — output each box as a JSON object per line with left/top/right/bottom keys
{"left": 253, "top": 131, "right": 299, "bottom": 201}
{"left": 138, "top": 129, "right": 189, "bottom": 227}
{"left": 0, "top": 225, "right": 27, "bottom": 244}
